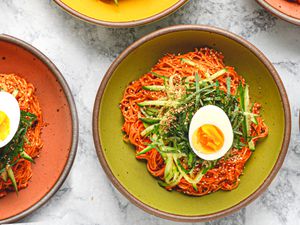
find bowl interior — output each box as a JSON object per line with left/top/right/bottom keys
{"left": 0, "top": 38, "right": 73, "bottom": 220}
{"left": 265, "top": 0, "right": 300, "bottom": 19}
{"left": 57, "top": 0, "right": 183, "bottom": 24}
{"left": 260, "top": 0, "right": 300, "bottom": 23}
{"left": 97, "top": 29, "right": 286, "bottom": 217}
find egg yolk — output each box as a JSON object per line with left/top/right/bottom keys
{"left": 192, "top": 124, "right": 224, "bottom": 154}
{"left": 0, "top": 111, "right": 10, "bottom": 141}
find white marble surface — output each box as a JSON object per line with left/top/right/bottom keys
{"left": 1, "top": 0, "right": 300, "bottom": 224}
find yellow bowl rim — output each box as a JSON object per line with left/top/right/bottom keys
{"left": 53, "top": 0, "right": 189, "bottom": 28}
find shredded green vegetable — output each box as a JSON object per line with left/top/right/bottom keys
{"left": 0, "top": 110, "right": 37, "bottom": 193}
{"left": 136, "top": 69, "right": 256, "bottom": 189}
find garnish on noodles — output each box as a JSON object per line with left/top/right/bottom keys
{"left": 120, "top": 48, "right": 268, "bottom": 196}
{"left": 0, "top": 74, "right": 43, "bottom": 197}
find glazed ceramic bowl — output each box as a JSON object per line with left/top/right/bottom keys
{"left": 256, "top": 0, "right": 300, "bottom": 25}
{"left": 0, "top": 35, "right": 78, "bottom": 223}
{"left": 93, "top": 25, "right": 291, "bottom": 222}
{"left": 53, "top": 0, "right": 188, "bottom": 27}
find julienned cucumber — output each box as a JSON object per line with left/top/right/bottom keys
{"left": 139, "top": 117, "right": 160, "bottom": 124}
{"left": 248, "top": 139, "right": 255, "bottom": 151}
{"left": 181, "top": 58, "right": 198, "bottom": 67}
{"left": 181, "top": 59, "right": 228, "bottom": 81}
{"left": 137, "top": 100, "right": 168, "bottom": 107}
{"left": 240, "top": 84, "right": 256, "bottom": 151}
{"left": 142, "top": 85, "right": 165, "bottom": 91}
{"left": 204, "top": 68, "right": 228, "bottom": 82}
{"left": 244, "top": 84, "right": 251, "bottom": 135}
{"left": 140, "top": 124, "right": 158, "bottom": 137}
{"left": 184, "top": 69, "right": 228, "bottom": 84}
{"left": 173, "top": 155, "right": 204, "bottom": 190}
{"left": 160, "top": 154, "right": 183, "bottom": 188}
{"left": 136, "top": 145, "right": 154, "bottom": 156}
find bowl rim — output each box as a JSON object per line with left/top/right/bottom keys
{"left": 52, "top": 0, "right": 189, "bottom": 28}
{"left": 0, "top": 34, "right": 79, "bottom": 223}
{"left": 256, "top": 0, "right": 300, "bottom": 26}
{"left": 92, "top": 24, "right": 291, "bottom": 222}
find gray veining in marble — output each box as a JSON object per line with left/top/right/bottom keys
{"left": 0, "top": 0, "right": 300, "bottom": 224}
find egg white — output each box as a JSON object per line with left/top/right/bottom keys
{"left": 188, "top": 105, "right": 233, "bottom": 161}
{"left": 0, "top": 92, "right": 20, "bottom": 148}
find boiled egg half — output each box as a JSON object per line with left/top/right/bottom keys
{"left": 0, "top": 91, "right": 20, "bottom": 148}
{"left": 189, "top": 105, "right": 233, "bottom": 161}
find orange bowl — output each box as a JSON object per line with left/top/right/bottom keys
{"left": 256, "top": 0, "right": 300, "bottom": 25}
{"left": 0, "top": 35, "right": 78, "bottom": 223}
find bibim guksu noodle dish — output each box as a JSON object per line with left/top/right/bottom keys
{"left": 120, "top": 48, "right": 268, "bottom": 196}
{"left": 0, "top": 74, "right": 43, "bottom": 197}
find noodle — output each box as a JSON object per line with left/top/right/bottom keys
{"left": 120, "top": 48, "right": 268, "bottom": 196}
{"left": 0, "top": 74, "right": 43, "bottom": 197}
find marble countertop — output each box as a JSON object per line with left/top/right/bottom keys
{"left": 1, "top": 0, "right": 300, "bottom": 225}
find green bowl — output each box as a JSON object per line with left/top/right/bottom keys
{"left": 93, "top": 25, "right": 291, "bottom": 222}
